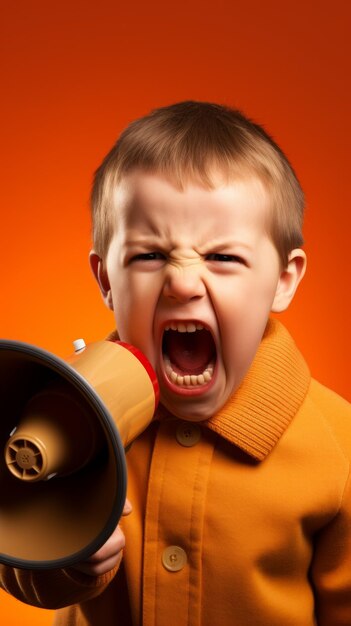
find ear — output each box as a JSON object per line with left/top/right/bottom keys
{"left": 89, "top": 251, "right": 114, "bottom": 311}
{"left": 271, "top": 249, "right": 307, "bottom": 313}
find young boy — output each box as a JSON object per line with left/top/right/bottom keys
{"left": 1, "top": 101, "right": 350, "bottom": 625}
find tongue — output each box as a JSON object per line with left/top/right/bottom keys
{"left": 164, "top": 329, "right": 214, "bottom": 374}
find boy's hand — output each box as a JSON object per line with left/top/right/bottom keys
{"left": 70, "top": 499, "right": 132, "bottom": 576}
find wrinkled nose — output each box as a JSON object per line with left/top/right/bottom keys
{"left": 162, "top": 263, "right": 206, "bottom": 303}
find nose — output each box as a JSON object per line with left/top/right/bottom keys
{"left": 162, "top": 261, "right": 206, "bottom": 303}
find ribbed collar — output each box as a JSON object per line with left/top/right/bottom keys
{"left": 204, "top": 318, "right": 310, "bottom": 460}
{"left": 107, "top": 319, "right": 310, "bottom": 462}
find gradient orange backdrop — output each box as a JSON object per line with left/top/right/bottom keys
{"left": 1, "top": 1, "right": 350, "bottom": 624}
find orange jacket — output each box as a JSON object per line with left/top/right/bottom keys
{"left": 1, "top": 320, "right": 351, "bottom": 625}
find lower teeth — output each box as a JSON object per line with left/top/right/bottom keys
{"left": 164, "top": 356, "right": 214, "bottom": 387}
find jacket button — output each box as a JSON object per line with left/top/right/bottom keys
{"left": 162, "top": 546, "right": 187, "bottom": 572}
{"left": 176, "top": 422, "right": 201, "bottom": 447}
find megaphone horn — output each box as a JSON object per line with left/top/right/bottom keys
{"left": 0, "top": 338, "right": 159, "bottom": 570}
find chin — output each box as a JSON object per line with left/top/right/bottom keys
{"left": 160, "top": 392, "right": 221, "bottom": 422}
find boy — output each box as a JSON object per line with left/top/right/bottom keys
{"left": 1, "top": 101, "right": 350, "bottom": 625}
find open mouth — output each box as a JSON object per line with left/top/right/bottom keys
{"left": 162, "top": 322, "right": 216, "bottom": 388}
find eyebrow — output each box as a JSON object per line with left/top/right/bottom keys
{"left": 123, "top": 237, "right": 164, "bottom": 247}
{"left": 201, "top": 238, "right": 254, "bottom": 252}
{"left": 123, "top": 237, "right": 254, "bottom": 253}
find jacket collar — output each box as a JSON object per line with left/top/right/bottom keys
{"left": 204, "top": 319, "right": 310, "bottom": 460}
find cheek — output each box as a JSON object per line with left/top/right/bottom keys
{"left": 216, "top": 283, "right": 274, "bottom": 372}
{"left": 113, "top": 275, "right": 159, "bottom": 356}
{"left": 222, "top": 275, "right": 277, "bottom": 318}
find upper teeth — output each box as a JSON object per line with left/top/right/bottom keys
{"left": 164, "top": 322, "right": 204, "bottom": 332}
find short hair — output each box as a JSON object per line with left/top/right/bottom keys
{"left": 91, "top": 101, "right": 304, "bottom": 267}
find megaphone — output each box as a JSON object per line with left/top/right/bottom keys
{"left": 0, "top": 337, "right": 159, "bottom": 570}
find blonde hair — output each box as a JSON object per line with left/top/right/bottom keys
{"left": 91, "top": 101, "right": 304, "bottom": 267}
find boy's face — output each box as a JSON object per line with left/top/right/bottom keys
{"left": 92, "top": 171, "right": 303, "bottom": 421}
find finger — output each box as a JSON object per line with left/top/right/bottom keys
{"left": 74, "top": 550, "right": 123, "bottom": 577}
{"left": 69, "top": 502, "right": 131, "bottom": 577}
{"left": 71, "top": 527, "right": 125, "bottom": 576}
{"left": 87, "top": 526, "right": 126, "bottom": 563}
{"left": 122, "top": 498, "right": 132, "bottom": 516}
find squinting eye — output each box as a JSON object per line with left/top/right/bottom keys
{"left": 131, "top": 252, "right": 165, "bottom": 262}
{"left": 206, "top": 253, "right": 244, "bottom": 263}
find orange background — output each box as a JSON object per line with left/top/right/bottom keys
{"left": 1, "top": 1, "right": 350, "bottom": 623}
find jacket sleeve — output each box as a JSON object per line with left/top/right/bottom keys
{"left": 311, "top": 470, "right": 351, "bottom": 625}
{"left": 0, "top": 563, "right": 119, "bottom": 610}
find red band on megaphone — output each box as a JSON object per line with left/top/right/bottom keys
{"left": 111, "top": 341, "right": 159, "bottom": 409}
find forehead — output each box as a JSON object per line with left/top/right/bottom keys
{"left": 112, "top": 170, "right": 272, "bottom": 235}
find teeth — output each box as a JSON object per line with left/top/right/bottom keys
{"left": 163, "top": 323, "right": 214, "bottom": 387}
{"left": 177, "top": 323, "right": 187, "bottom": 333}
{"left": 164, "top": 322, "right": 204, "bottom": 333}
{"left": 163, "top": 355, "right": 214, "bottom": 387}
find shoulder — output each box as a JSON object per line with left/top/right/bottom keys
{"left": 303, "top": 378, "right": 351, "bottom": 456}
{"left": 308, "top": 378, "right": 350, "bottom": 415}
